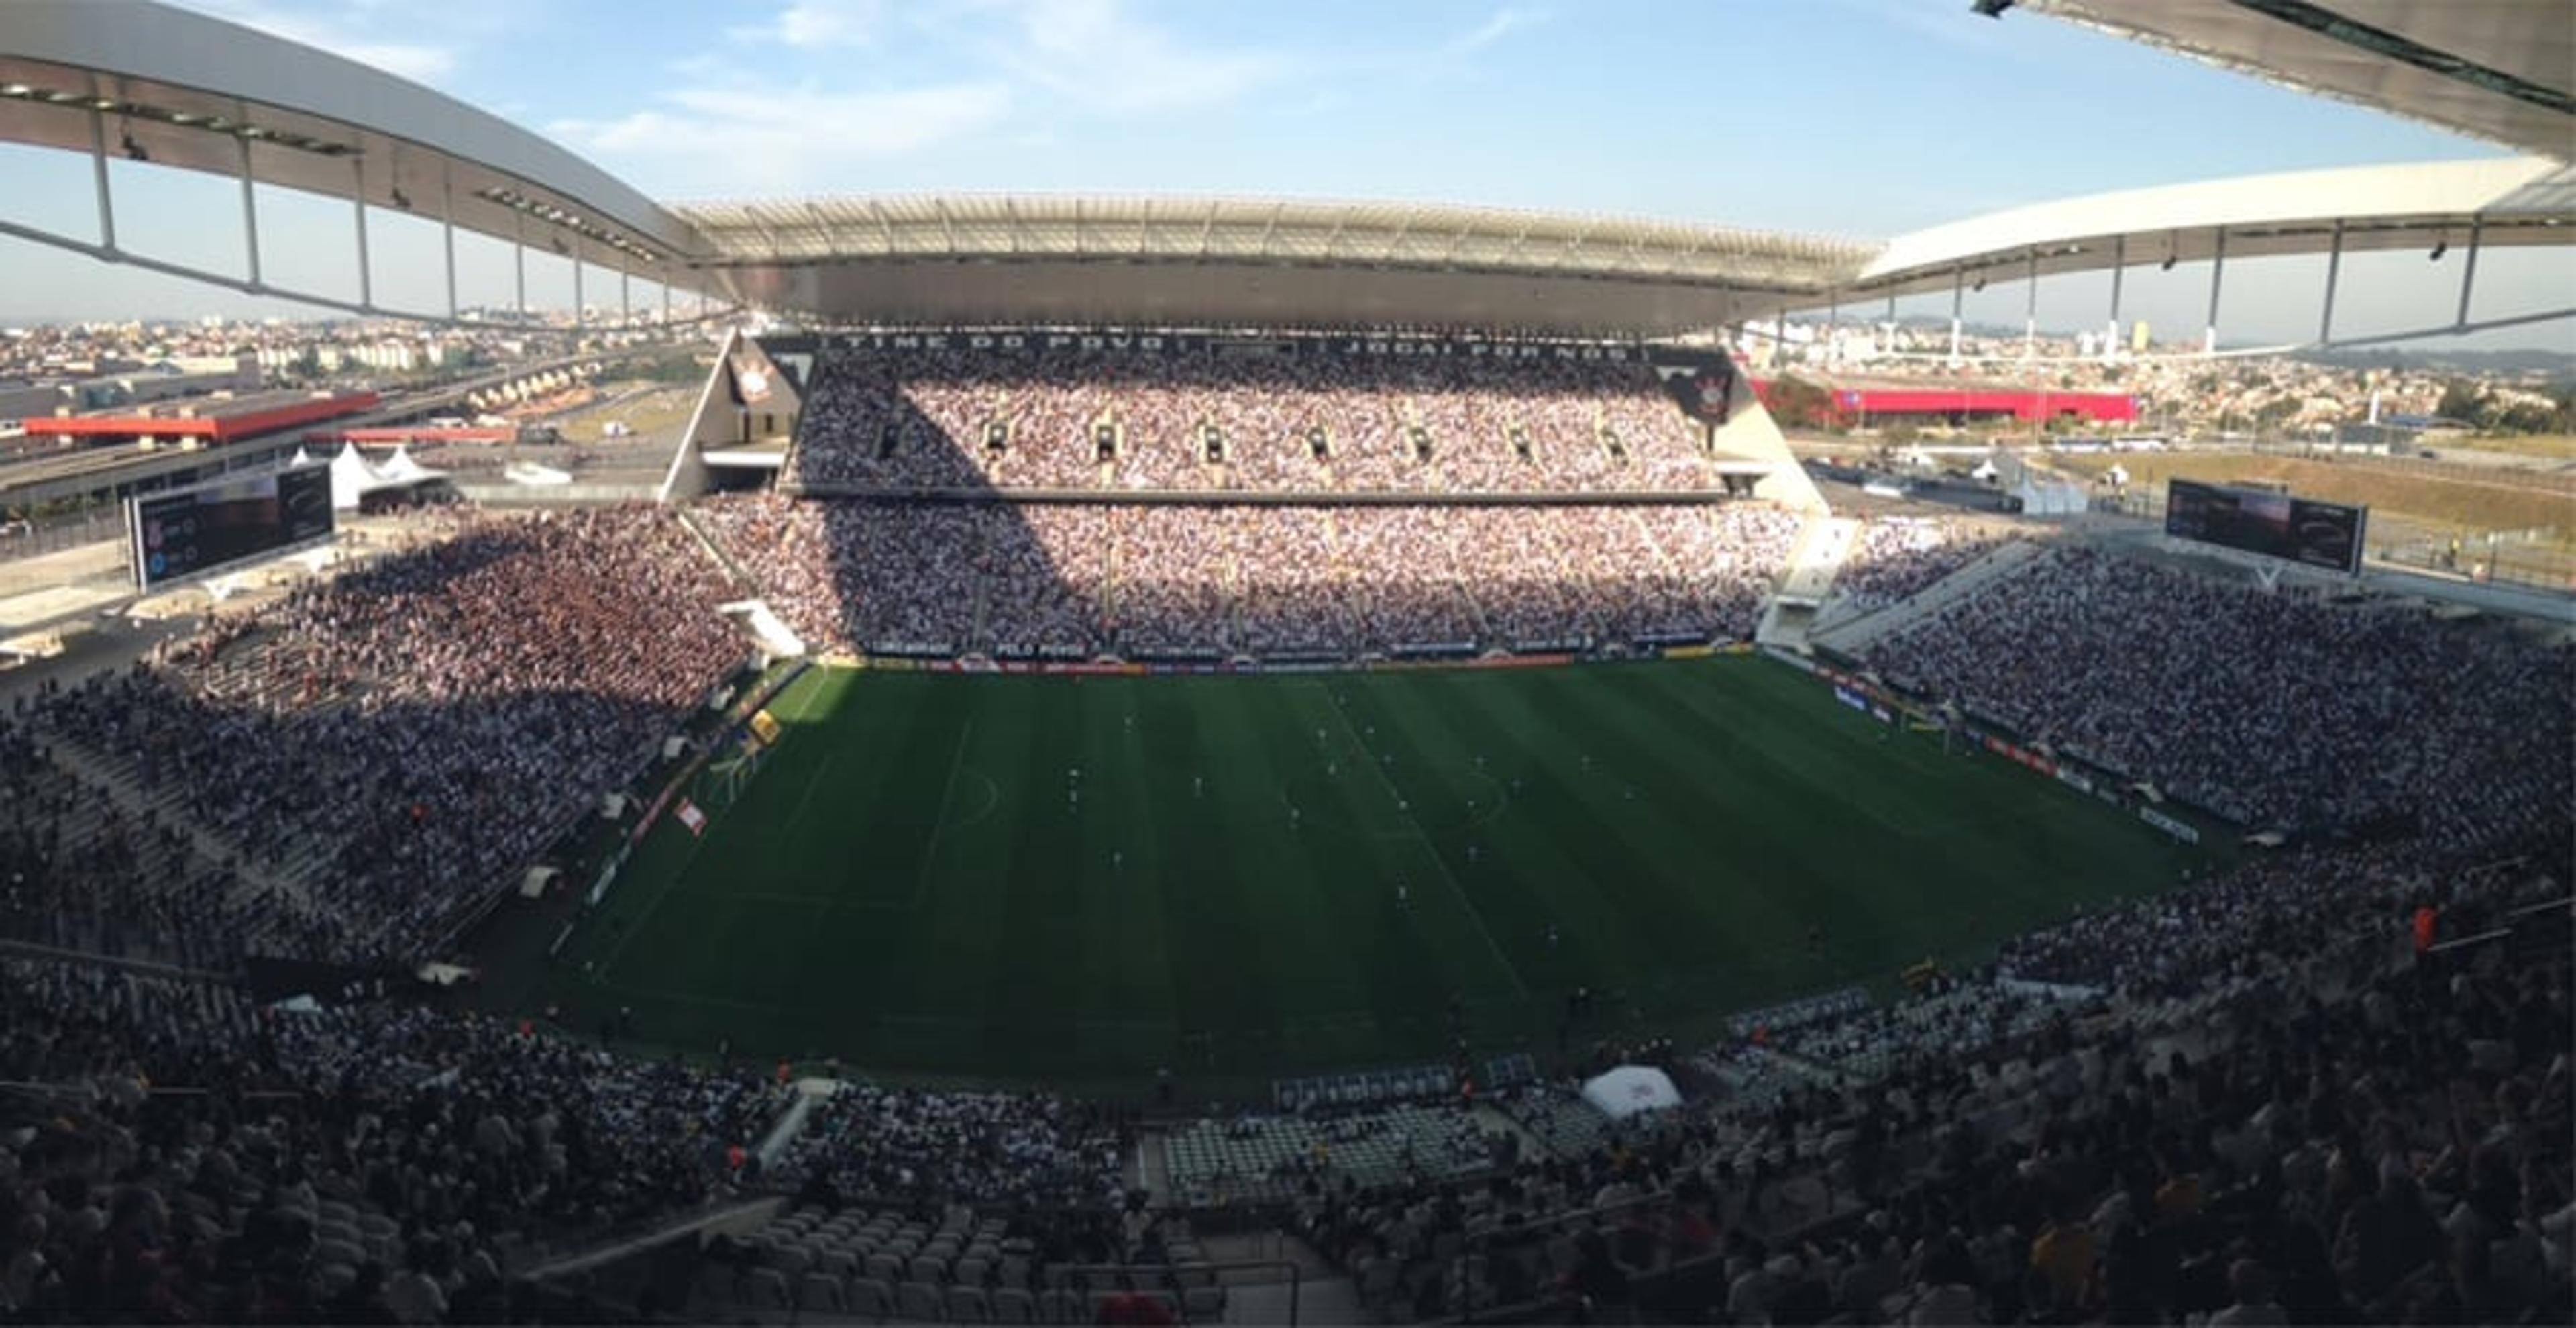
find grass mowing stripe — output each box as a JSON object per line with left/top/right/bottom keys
{"left": 1309, "top": 679, "right": 1529, "bottom": 999}
{"left": 509, "top": 660, "right": 2217, "bottom": 1096}
{"left": 1365, "top": 671, "right": 1671, "bottom": 1007}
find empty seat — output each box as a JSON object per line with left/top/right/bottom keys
{"left": 947, "top": 1285, "right": 992, "bottom": 1322}
{"left": 847, "top": 1277, "right": 894, "bottom": 1319}
{"left": 694, "top": 1261, "right": 741, "bottom": 1305}
{"left": 799, "top": 1272, "right": 847, "bottom": 1314}
{"left": 952, "top": 1256, "right": 989, "bottom": 1286}
{"left": 909, "top": 1254, "right": 949, "bottom": 1283}
{"left": 748, "top": 1268, "right": 792, "bottom": 1314}
{"left": 1181, "top": 1286, "right": 1226, "bottom": 1321}
{"left": 990, "top": 1288, "right": 1037, "bottom": 1323}
{"left": 898, "top": 1280, "right": 945, "bottom": 1321}
{"left": 865, "top": 1252, "right": 904, "bottom": 1282}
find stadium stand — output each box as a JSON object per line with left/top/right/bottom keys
{"left": 13, "top": 507, "right": 743, "bottom": 964}
{"left": 692, "top": 493, "right": 1799, "bottom": 660}
{"left": 786, "top": 348, "right": 1721, "bottom": 495}
{"left": 1858, "top": 544, "right": 2574, "bottom": 847}
{"left": 1, "top": 355, "right": 2570, "bottom": 1324}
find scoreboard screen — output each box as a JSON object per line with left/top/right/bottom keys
{"left": 127, "top": 464, "right": 336, "bottom": 591}
{"left": 2163, "top": 478, "right": 2367, "bottom": 574}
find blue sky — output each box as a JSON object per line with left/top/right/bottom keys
{"left": 1, "top": 0, "right": 2568, "bottom": 348}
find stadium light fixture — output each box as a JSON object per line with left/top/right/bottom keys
{"left": 0, "top": 84, "right": 29, "bottom": 98}
{"left": 2428, "top": 235, "right": 2447, "bottom": 261}
{"left": 1970, "top": 0, "right": 2014, "bottom": 16}
{"left": 120, "top": 131, "right": 148, "bottom": 163}
{"left": 2161, "top": 252, "right": 2178, "bottom": 272}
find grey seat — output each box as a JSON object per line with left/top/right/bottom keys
{"left": 798, "top": 1272, "right": 847, "bottom": 1314}
{"left": 898, "top": 1280, "right": 946, "bottom": 1321}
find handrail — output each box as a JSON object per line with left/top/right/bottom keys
{"left": 1009, "top": 1258, "right": 1303, "bottom": 1325}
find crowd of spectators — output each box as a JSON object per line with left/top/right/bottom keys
{"left": 1299, "top": 844, "right": 2569, "bottom": 1323}
{"left": 786, "top": 348, "right": 1720, "bottom": 495}
{"left": 770, "top": 1083, "right": 1126, "bottom": 1213}
{"left": 692, "top": 493, "right": 1799, "bottom": 659}
{"left": 1827, "top": 517, "right": 2021, "bottom": 617}
{"left": 0, "top": 712, "right": 255, "bottom": 970}
{"left": 2, "top": 433, "right": 2570, "bottom": 1325}
{"left": 1861, "top": 545, "right": 2575, "bottom": 847}
{"left": 0, "top": 956, "right": 789, "bottom": 1323}
{"left": 17, "top": 507, "right": 744, "bottom": 964}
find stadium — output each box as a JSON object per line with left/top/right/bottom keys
{"left": 0, "top": 0, "right": 2571, "bottom": 1323}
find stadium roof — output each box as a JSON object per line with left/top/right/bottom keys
{"left": 2012, "top": 1, "right": 2575, "bottom": 161}
{"left": 674, "top": 195, "right": 1878, "bottom": 335}
{"left": 0, "top": 0, "right": 2570, "bottom": 336}
{"left": 1850, "top": 155, "right": 2575, "bottom": 301}
{"left": 0, "top": 0, "right": 700, "bottom": 305}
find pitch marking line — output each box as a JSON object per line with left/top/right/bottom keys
{"left": 594, "top": 824, "right": 717, "bottom": 985}
{"left": 784, "top": 754, "right": 839, "bottom": 835}
{"left": 904, "top": 719, "right": 980, "bottom": 911}
{"left": 1313, "top": 685, "right": 1529, "bottom": 999}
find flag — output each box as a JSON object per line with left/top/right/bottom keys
{"left": 675, "top": 799, "right": 708, "bottom": 837}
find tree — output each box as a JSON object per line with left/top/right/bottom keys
{"left": 2434, "top": 378, "right": 2487, "bottom": 425}
{"left": 1763, "top": 375, "right": 1835, "bottom": 431}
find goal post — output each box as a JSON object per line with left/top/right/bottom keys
{"left": 695, "top": 733, "right": 772, "bottom": 812}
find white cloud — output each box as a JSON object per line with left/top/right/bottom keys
{"left": 977, "top": 0, "right": 1285, "bottom": 115}
{"left": 173, "top": 0, "right": 466, "bottom": 84}
{"left": 549, "top": 81, "right": 1014, "bottom": 193}
{"left": 1452, "top": 6, "right": 1544, "bottom": 53}
{"left": 730, "top": 0, "right": 886, "bottom": 49}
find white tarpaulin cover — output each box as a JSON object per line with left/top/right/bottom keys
{"left": 1581, "top": 1064, "right": 1682, "bottom": 1120}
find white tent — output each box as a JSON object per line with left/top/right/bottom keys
{"left": 329, "top": 443, "right": 443, "bottom": 510}
{"left": 1580, "top": 1064, "right": 1682, "bottom": 1120}
{"left": 376, "top": 444, "right": 444, "bottom": 485}
{"left": 328, "top": 443, "right": 386, "bottom": 510}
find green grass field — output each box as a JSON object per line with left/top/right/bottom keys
{"left": 531, "top": 658, "right": 2212, "bottom": 1098}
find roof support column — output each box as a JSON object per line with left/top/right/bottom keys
{"left": 1948, "top": 268, "right": 1964, "bottom": 367}
{"left": 2318, "top": 219, "right": 2345, "bottom": 344}
{"left": 1825, "top": 289, "right": 1839, "bottom": 368}
{"left": 2023, "top": 248, "right": 2039, "bottom": 360}
{"left": 351, "top": 156, "right": 372, "bottom": 312}
{"left": 2105, "top": 235, "right": 2124, "bottom": 358}
{"left": 662, "top": 278, "right": 672, "bottom": 325}
{"left": 2202, "top": 229, "right": 2226, "bottom": 356}
{"left": 238, "top": 134, "right": 262, "bottom": 291}
{"left": 89, "top": 105, "right": 116, "bottom": 254}
{"left": 513, "top": 213, "right": 526, "bottom": 320}
{"left": 574, "top": 254, "right": 585, "bottom": 332}
{"left": 441, "top": 162, "right": 457, "bottom": 319}
{"left": 2453, "top": 218, "right": 2483, "bottom": 331}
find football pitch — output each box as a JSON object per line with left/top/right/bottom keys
{"left": 533, "top": 658, "right": 2212, "bottom": 1096}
